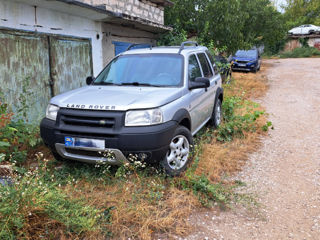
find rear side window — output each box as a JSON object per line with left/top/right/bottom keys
{"left": 205, "top": 50, "right": 218, "bottom": 75}
{"left": 188, "top": 54, "right": 202, "bottom": 82}
{"left": 197, "top": 53, "right": 213, "bottom": 78}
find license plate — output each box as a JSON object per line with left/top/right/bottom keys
{"left": 65, "top": 137, "right": 104, "bottom": 150}
{"left": 238, "top": 63, "right": 246, "bottom": 67}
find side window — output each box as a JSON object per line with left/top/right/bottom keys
{"left": 205, "top": 50, "right": 218, "bottom": 75}
{"left": 197, "top": 53, "right": 213, "bottom": 78}
{"left": 188, "top": 54, "right": 202, "bottom": 82}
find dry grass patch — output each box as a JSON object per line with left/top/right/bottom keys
{"left": 60, "top": 172, "right": 200, "bottom": 240}
{"left": 227, "top": 63, "right": 270, "bottom": 99}
{"left": 197, "top": 63, "right": 270, "bottom": 182}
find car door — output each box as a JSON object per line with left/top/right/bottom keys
{"left": 205, "top": 50, "right": 221, "bottom": 91}
{"left": 302, "top": 25, "right": 309, "bottom": 34}
{"left": 196, "top": 52, "right": 217, "bottom": 118}
{"left": 187, "top": 54, "right": 209, "bottom": 134}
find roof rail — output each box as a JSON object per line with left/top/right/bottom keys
{"left": 178, "top": 41, "right": 198, "bottom": 54}
{"left": 126, "top": 43, "right": 153, "bottom": 51}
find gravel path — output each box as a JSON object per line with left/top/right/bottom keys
{"left": 185, "top": 58, "right": 320, "bottom": 240}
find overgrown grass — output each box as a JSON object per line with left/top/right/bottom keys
{"left": 0, "top": 158, "right": 110, "bottom": 239}
{"left": 0, "top": 66, "right": 270, "bottom": 239}
{"left": 279, "top": 47, "right": 320, "bottom": 58}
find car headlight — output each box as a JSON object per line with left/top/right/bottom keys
{"left": 46, "top": 104, "right": 59, "bottom": 121}
{"left": 125, "top": 108, "right": 163, "bottom": 126}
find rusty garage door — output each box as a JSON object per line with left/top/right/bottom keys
{"left": 0, "top": 28, "right": 93, "bottom": 122}
{"left": 0, "top": 30, "right": 51, "bottom": 122}
{"left": 50, "top": 36, "right": 92, "bottom": 96}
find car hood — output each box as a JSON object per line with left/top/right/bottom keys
{"left": 50, "top": 85, "right": 184, "bottom": 111}
{"left": 233, "top": 57, "right": 256, "bottom": 62}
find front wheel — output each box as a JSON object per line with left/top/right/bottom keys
{"left": 160, "top": 126, "right": 193, "bottom": 176}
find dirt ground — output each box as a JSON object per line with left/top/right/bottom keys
{"left": 184, "top": 58, "right": 320, "bottom": 240}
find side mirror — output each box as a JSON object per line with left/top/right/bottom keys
{"left": 86, "top": 76, "right": 95, "bottom": 85}
{"left": 189, "top": 77, "right": 210, "bottom": 90}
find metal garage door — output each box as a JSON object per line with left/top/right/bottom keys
{"left": 50, "top": 37, "right": 92, "bottom": 96}
{"left": 112, "top": 41, "right": 151, "bottom": 55}
{"left": 0, "top": 30, "right": 51, "bottom": 122}
{"left": 0, "top": 29, "right": 92, "bottom": 122}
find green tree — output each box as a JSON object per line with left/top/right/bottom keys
{"left": 162, "top": 0, "right": 286, "bottom": 54}
{"left": 284, "top": 0, "right": 320, "bottom": 27}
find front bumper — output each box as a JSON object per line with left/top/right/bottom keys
{"left": 40, "top": 112, "right": 178, "bottom": 165}
{"left": 232, "top": 62, "right": 257, "bottom": 72}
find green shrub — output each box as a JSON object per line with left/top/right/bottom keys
{"left": 280, "top": 46, "right": 320, "bottom": 58}
{"left": 0, "top": 79, "right": 41, "bottom": 164}
{"left": 217, "top": 96, "right": 264, "bottom": 142}
{"left": 0, "top": 161, "right": 109, "bottom": 239}
{"left": 0, "top": 102, "right": 41, "bottom": 164}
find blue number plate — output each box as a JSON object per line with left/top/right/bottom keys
{"left": 65, "top": 137, "right": 104, "bottom": 150}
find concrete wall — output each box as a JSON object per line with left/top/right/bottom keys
{"left": 285, "top": 37, "right": 320, "bottom": 52}
{"left": 284, "top": 39, "right": 302, "bottom": 52}
{"left": 79, "top": 0, "right": 164, "bottom": 24}
{"left": 308, "top": 38, "right": 320, "bottom": 50}
{"left": 0, "top": 0, "right": 104, "bottom": 75}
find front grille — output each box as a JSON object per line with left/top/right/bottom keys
{"left": 61, "top": 113, "right": 115, "bottom": 128}
{"left": 237, "top": 61, "right": 248, "bottom": 64}
{"left": 57, "top": 108, "right": 125, "bottom": 138}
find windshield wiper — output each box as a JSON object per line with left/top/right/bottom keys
{"left": 121, "top": 82, "right": 161, "bottom": 87}
{"left": 93, "top": 82, "right": 122, "bottom": 86}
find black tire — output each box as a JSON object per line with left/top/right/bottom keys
{"left": 160, "top": 126, "right": 193, "bottom": 177}
{"left": 210, "top": 98, "right": 222, "bottom": 128}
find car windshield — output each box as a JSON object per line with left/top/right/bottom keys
{"left": 235, "top": 50, "right": 257, "bottom": 58}
{"left": 93, "top": 54, "right": 184, "bottom": 87}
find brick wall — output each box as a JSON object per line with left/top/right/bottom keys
{"left": 79, "top": 0, "right": 164, "bottom": 24}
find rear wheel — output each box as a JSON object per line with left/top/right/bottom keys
{"left": 210, "top": 98, "right": 222, "bottom": 128}
{"left": 160, "top": 126, "right": 193, "bottom": 176}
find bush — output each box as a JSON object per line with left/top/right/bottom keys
{"left": 157, "top": 28, "right": 187, "bottom": 46}
{"left": 280, "top": 47, "right": 320, "bottom": 58}
{"left": 217, "top": 96, "right": 264, "bottom": 142}
{"left": 0, "top": 92, "right": 41, "bottom": 165}
{"left": 0, "top": 160, "right": 108, "bottom": 239}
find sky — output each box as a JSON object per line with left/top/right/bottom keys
{"left": 273, "top": 0, "right": 287, "bottom": 12}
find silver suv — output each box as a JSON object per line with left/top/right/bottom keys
{"left": 40, "top": 41, "right": 223, "bottom": 176}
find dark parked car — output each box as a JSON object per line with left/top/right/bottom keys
{"left": 213, "top": 55, "right": 232, "bottom": 83}
{"left": 231, "top": 49, "right": 261, "bottom": 73}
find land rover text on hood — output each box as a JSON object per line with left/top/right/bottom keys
{"left": 40, "top": 41, "right": 224, "bottom": 176}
